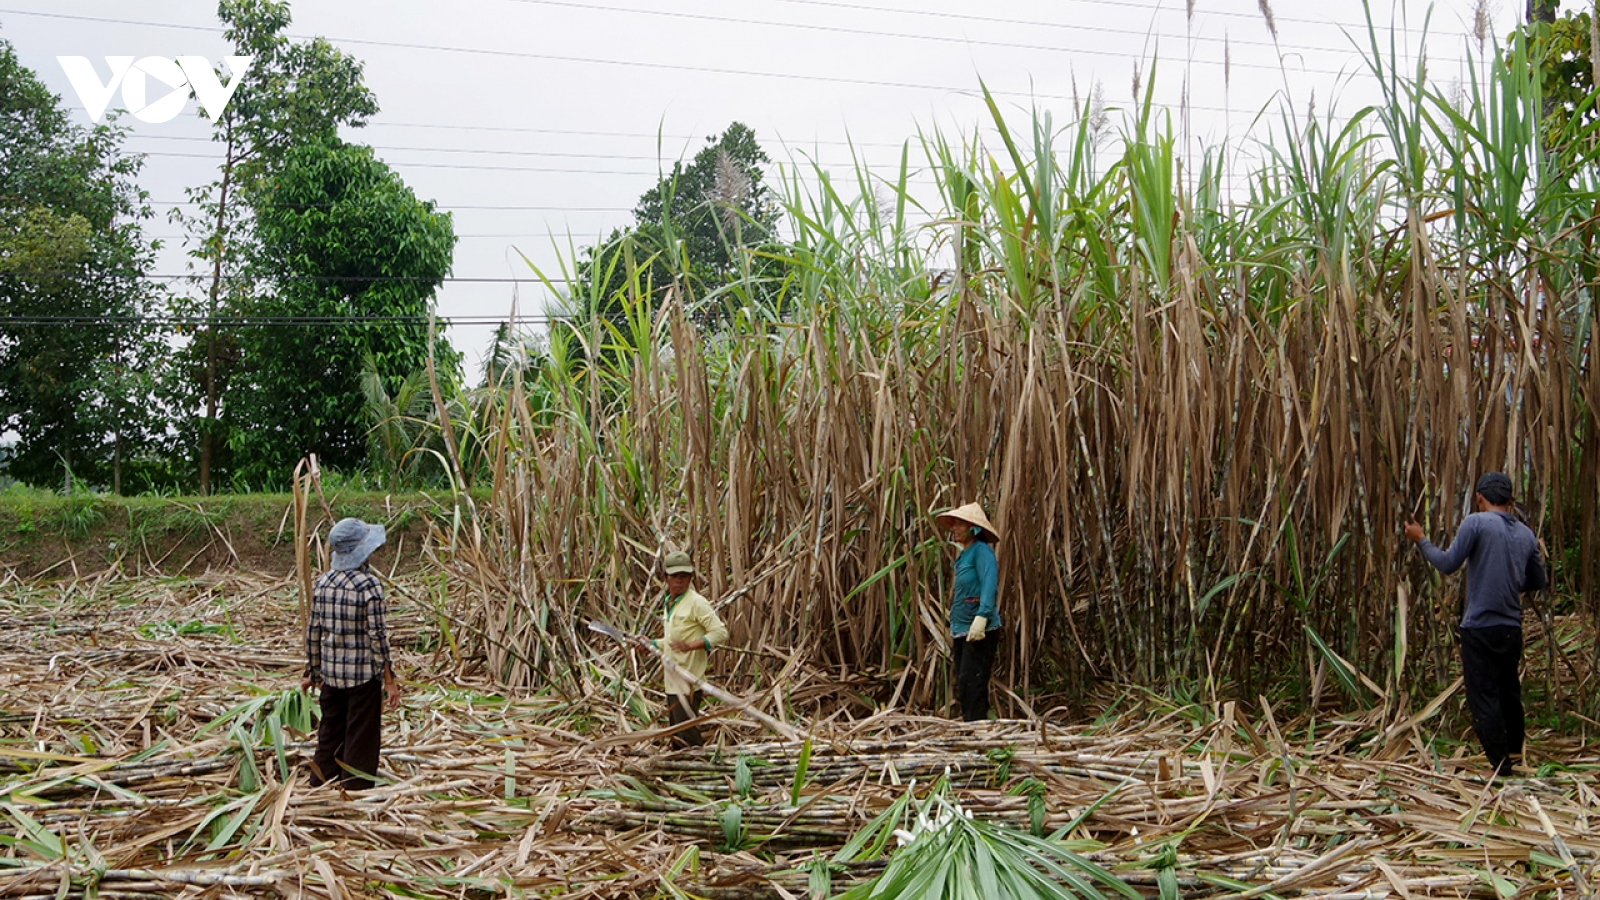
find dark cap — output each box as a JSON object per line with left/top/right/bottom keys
{"left": 1475, "top": 472, "right": 1514, "bottom": 505}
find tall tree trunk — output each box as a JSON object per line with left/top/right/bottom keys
{"left": 1580, "top": 0, "right": 1593, "bottom": 96}
{"left": 1525, "top": 1, "right": 1561, "bottom": 133}
{"left": 199, "top": 122, "right": 238, "bottom": 496}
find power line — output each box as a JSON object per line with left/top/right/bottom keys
{"left": 0, "top": 271, "right": 558, "bottom": 283}
{"left": 759, "top": 0, "right": 1482, "bottom": 44}
{"left": 127, "top": 132, "right": 913, "bottom": 164}
{"left": 357, "top": 121, "right": 913, "bottom": 150}
{"left": 0, "top": 314, "right": 556, "bottom": 326}
{"left": 0, "top": 7, "right": 1419, "bottom": 116}
{"left": 498, "top": 0, "right": 1370, "bottom": 76}
{"left": 138, "top": 150, "right": 935, "bottom": 176}
{"left": 146, "top": 232, "right": 608, "bottom": 240}
{"left": 149, "top": 199, "right": 635, "bottom": 211}
{"left": 130, "top": 136, "right": 700, "bottom": 162}
{"left": 138, "top": 149, "right": 664, "bottom": 175}
{"left": 64, "top": 108, "right": 920, "bottom": 152}
{"left": 0, "top": 8, "right": 1013, "bottom": 99}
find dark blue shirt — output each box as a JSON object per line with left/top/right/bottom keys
{"left": 949, "top": 541, "right": 1001, "bottom": 636}
{"left": 1419, "top": 511, "right": 1543, "bottom": 629}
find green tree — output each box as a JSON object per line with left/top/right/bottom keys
{"left": 173, "top": 0, "right": 379, "bottom": 493}
{"left": 1512, "top": 4, "right": 1598, "bottom": 153}
{"left": 79, "top": 325, "right": 177, "bottom": 494}
{"left": 360, "top": 355, "right": 436, "bottom": 491}
{"left": 225, "top": 138, "right": 458, "bottom": 488}
{"left": 0, "top": 37, "right": 158, "bottom": 491}
{"left": 570, "top": 123, "right": 784, "bottom": 329}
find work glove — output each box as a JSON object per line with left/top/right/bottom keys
{"left": 967, "top": 615, "right": 988, "bottom": 642}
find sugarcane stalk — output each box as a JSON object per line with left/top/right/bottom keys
{"left": 1518, "top": 790, "right": 1594, "bottom": 898}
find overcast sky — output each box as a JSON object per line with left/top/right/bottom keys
{"left": 0, "top": 0, "right": 1580, "bottom": 375}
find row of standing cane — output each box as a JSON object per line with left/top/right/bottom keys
{"left": 300, "top": 475, "right": 1547, "bottom": 788}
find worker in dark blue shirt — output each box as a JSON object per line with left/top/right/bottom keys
{"left": 1406, "top": 472, "right": 1548, "bottom": 777}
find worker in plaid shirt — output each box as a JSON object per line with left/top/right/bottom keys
{"left": 302, "top": 517, "right": 401, "bottom": 790}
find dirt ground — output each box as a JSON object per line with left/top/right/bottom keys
{"left": 2, "top": 570, "right": 1598, "bottom": 899}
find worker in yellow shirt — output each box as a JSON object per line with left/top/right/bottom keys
{"left": 657, "top": 550, "right": 729, "bottom": 747}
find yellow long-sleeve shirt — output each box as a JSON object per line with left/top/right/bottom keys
{"left": 661, "top": 587, "right": 728, "bottom": 696}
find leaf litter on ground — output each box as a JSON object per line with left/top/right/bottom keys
{"left": 0, "top": 571, "right": 1596, "bottom": 899}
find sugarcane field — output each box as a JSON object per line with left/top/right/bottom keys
{"left": 5, "top": 0, "right": 1600, "bottom": 897}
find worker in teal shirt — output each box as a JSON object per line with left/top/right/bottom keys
{"left": 936, "top": 503, "right": 1002, "bottom": 721}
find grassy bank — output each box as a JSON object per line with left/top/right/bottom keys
{"left": 0, "top": 486, "right": 460, "bottom": 577}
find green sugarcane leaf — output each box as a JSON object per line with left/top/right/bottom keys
{"left": 205, "top": 790, "right": 264, "bottom": 852}
{"left": 971, "top": 832, "right": 1001, "bottom": 899}
{"left": 2, "top": 805, "right": 65, "bottom": 860}
{"left": 834, "top": 789, "right": 912, "bottom": 864}
{"left": 791, "top": 736, "right": 813, "bottom": 807}
{"left": 1047, "top": 781, "right": 1126, "bottom": 840}
{"left": 1196, "top": 871, "right": 1285, "bottom": 899}
{"left": 805, "top": 856, "right": 832, "bottom": 898}
{"left": 950, "top": 843, "right": 981, "bottom": 899}
{"left": 197, "top": 693, "right": 273, "bottom": 737}
{"left": 1196, "top": 573, "right": 1248, "bottom": 620}
{"left": 1001, "top": 828, "right": 1140, "bottom": 898}
{"left": 1528, "top": 850, "right": 1565, "bottom": 869}
{"left": 666, "top": 845, "right": 699, "bottom": 877}
{"left": 265, "top": 713, "right": 289, "bottom": 782}
{"left": 282, "top": 688, "right": 315, "bottom": 734}
{"left": 179, "top": 793, "right": 256, "bottom": 857}
{"left": 719, "top": 802, "right": 743, "bottom": 852}
{"left": 230, "top": 722, "right": 259, "bottom": 792}
{"left": 734, "top": 756, "right": 753, "bottom": 798}
{"left": 1157, "top": 865, "right": 1181, "bottom": 900}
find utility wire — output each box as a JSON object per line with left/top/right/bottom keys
{"left": 357, "top": 121, "right": 912, "bottom": 149}
{"left": 1, "top": 7, "right": 1462, "bottom": 116}
{"left": 149, "top": 200, "right": 635, "bottom": 211}
{"left": 138, "top": 150, "right": 663, "bottom": 175}
{"left": 130, "top": 146, "right": 907, "bottom": 172}
{"left": 0, "top": 314, "right": 556, "bottom": 325}
{"left": 756, "top": 0, "right": 1467, "bottom": 45}
{"left": 0, "top": 272, "right": 562, "bottom": 283}
{"left": 144, "top": 232, "right": 605, "bottom": 239}
{"left": 126, "top": 132, "right": 913, "bottom": 164}
{"left": 0, "top": 8, "right": 1050, "bottom": 101}
{"left": 497, "top": 0, "right": 1367, "bottom": 76}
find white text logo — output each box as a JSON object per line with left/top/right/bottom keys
{"left": 57, "top": 56, "right": 255, "bottom": 124}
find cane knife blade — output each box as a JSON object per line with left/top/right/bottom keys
{"left": 587, "top": 619, "right": 629, "bottom": 642}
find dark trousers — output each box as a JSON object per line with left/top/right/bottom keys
{"left": 311, "top": 676, "right": 384, "bottom": 790}
{"left": 1458, "top": 626, "right": 1524, "bottom": 775}
{"left": 952, "top": 631, "right": 1000, "bottom": 722}
{"left": 667, "top": 690, "right": 705, "bottom": 747}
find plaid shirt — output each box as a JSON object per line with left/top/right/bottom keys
{"left": 305, "top": 568, "right": 391, "bottom": 689}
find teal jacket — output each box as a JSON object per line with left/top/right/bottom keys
{"left": 948, "top": 540, "right": 1000, "bottom": 636}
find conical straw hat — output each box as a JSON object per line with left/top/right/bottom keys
{"left": 935, "top": 502, "right": 998, "bottom": 542}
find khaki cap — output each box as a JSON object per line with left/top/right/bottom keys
{"left": 662, "top": 550, "right": 695, "bottom": 574}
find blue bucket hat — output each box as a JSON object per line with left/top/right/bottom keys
{"left": 329, "top": 518, "right": 386, "bottom": 570}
